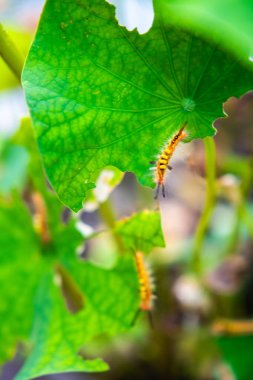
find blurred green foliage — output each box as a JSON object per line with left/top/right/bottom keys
{"left": 160, "top": 0, "right": 253, "bottom": 61}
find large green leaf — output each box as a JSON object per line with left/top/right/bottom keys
{"left": 15, "top": 255, "right": 139, "bottom": 380}
{"left": 22, "top": 0, "right": 253, "bottom": 211}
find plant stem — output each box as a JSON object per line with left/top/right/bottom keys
{"left": 240, "top": 203, "right": 253, "bottom": 238}
{"left": 98, "top": 198, "right": 125, "bottom": 252}
{"left": 240, "top": 158, "right": 253, "bottom": 238}
{"left": 227, "top": 157, "right": 253, "bottom": 253}
{"left": 192, "top": 137, "right": 216, "bottom": 274}
{"left": 226, "top": 203, "right": 241, "bottom": 255}
{"left": 0, "top": 23, "right": 24, "bottom": 81}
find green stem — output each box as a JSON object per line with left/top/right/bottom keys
{"left": 192, "top": 137, "right": 216, "bottom": 274}
{"left": 240, "top": 204, "right": 253, "bottom": 238}
{"left": 0, "top": 23, "right": 24, "bottom": 81}
{"left": 226, "top": 203, "right": 241, "bottom": 255}
{"left": 98, "top": 198, "right": 125, "bottom": 252}
{"left": 240, "top": 158, "right": 253, "bottom": 238}
{"left": 227, "top": 158, "right": 253, "bottom": 252}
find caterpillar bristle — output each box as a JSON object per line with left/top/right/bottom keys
{"left": 153, "top": 123, "right": 187, "bottom": 199}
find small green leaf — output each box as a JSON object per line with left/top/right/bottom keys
{"left": 114, "top": 210, "right": 165, "bottom": 253}
{"left": 22, "top": 0, "right": 253, "bottom": 211}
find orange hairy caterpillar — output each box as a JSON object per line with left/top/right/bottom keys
{"left": 134, "top": 251, "right": 155, "bottom": 313}
{"left": 151, "top": 123, "right": 187, "bottom": 199}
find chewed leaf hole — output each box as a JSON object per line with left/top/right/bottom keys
{"left": 106, "top": 0, "right": 154, "bottom": 34}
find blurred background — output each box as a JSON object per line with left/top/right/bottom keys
{"left": 1, "top": 0, "right": 253, "bottom": 379}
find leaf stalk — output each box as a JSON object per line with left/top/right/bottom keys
{"left": 0, "top": 23, "right": 24, "bottom": 81}
{"left": 98, "top": 198, "right": 125, "bottom": 252}
{"left": 192, "top": 137, "right": 216, "bottom": 274}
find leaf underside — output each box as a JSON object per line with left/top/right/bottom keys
{"left": 22, "top": 0, "right": 253, "bottom": 211}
